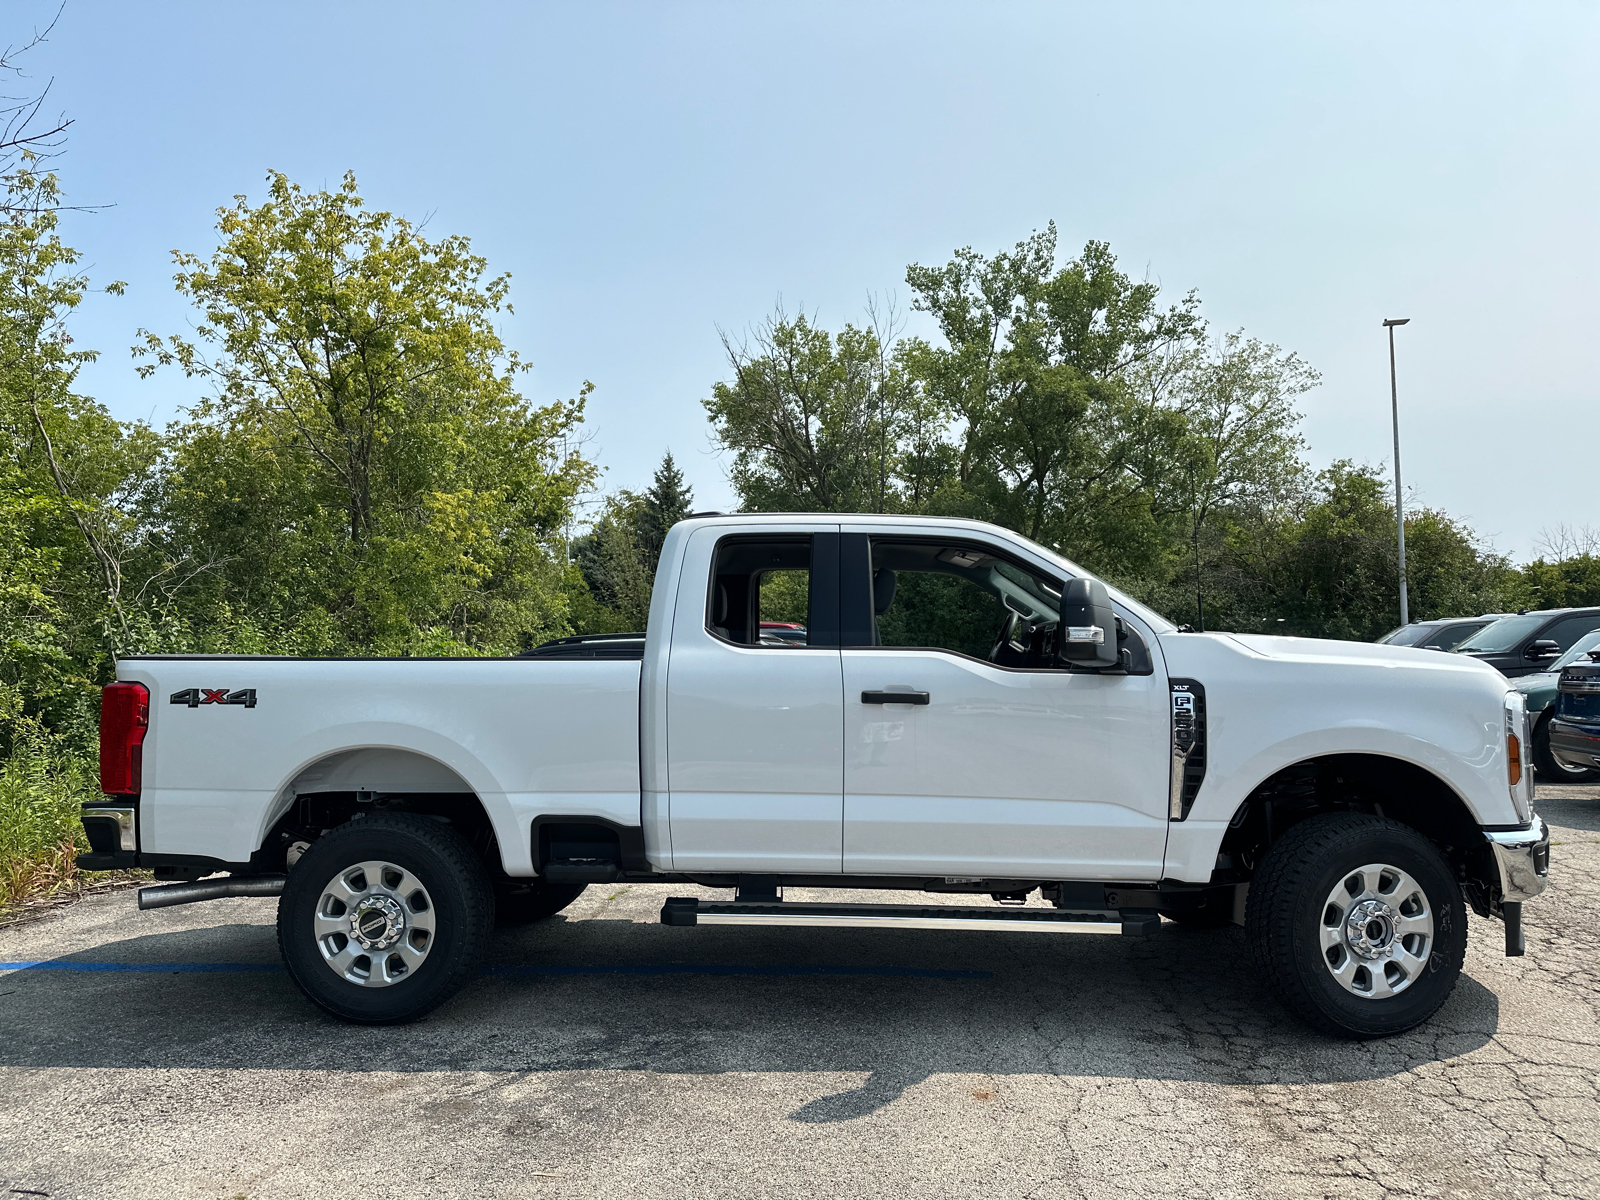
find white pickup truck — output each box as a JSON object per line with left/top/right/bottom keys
{"left": 81, "top": 513, "right": 1550, "bottom": 1037}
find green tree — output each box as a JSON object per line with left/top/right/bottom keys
{"left": 0, "top": 166, "right": 143, "bottom": 740}
{"left": 703, "top": 305, "right": 929, "bottom": 513}
{"left": 906, "top": 230, "right": 1201, "bottom": 573}
{"left": 571, "top": 490, "right": 655, "bottom": 632}
{"left": 1166, "top": 331, "right": 1317, "bottom": 629}
{"left": 638, "top": 451, "right": 694, "bottom": 571}
{"left": 135, "top": 171, "right": 594, "bottom": 654}
{"left": 568, "top": 451, "right": 698, "bottom": 634}
{"left": 1225, "top": 462, "right": 1513, "bottom": 640}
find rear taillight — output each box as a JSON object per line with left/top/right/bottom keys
{"left": 100, "top": 682, "right": 149, "bottom": 795}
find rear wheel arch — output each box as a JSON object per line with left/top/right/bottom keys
{"left": 259, "top": 748, "right": 503, "bottom": 878}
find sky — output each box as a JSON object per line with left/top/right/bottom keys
{"left": 14, "top": 1, "right": 1598, "bottom": 562}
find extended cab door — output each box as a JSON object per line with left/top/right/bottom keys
{"left": 840, "top": 530, "right": 1171, "bottom": 881}
{"left": 663, "top": 523, "right": 845, "bottom": 872}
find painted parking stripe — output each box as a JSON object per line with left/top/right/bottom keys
{"left": 482, "top": 964, "right": 991, "bottom": 979}
{"left": 0, "top": 961, "right": 990, "bottom": 980}
{"left": 0, "top": 961, "right": 277, "bottom": 973}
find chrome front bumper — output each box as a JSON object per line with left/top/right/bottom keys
{"left": 1486, "top": 814, "right": 1550, "bottom": 903}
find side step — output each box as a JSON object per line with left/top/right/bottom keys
{"left": 660, "top": 898, "right": 1160, "bottom": 936}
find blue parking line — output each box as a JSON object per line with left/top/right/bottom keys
{"left": 0, "top": 961, "right": 990, "bottom": 980}
{"left": 0, "top": 961, "right": 278, "bottom": 973}
{"left": 482, "top": 963, "right": 991, "bottom": 979}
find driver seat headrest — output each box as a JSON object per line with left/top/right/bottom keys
{"left": 873, "top": 568, "right": 897, "bottom": 615}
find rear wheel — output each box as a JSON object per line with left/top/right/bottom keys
{"left": 1534, "top": 713, "right": 1600, "bottom": 782}
{"left": 277, "top": 814, "right": 494, "bottom": 1024}
{"left": 1246, "top": 813, "right": 1466, "bottom": 1038}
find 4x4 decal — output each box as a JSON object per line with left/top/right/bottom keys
{"left": 170, "top": 688, "right": 257, "bottom": 709}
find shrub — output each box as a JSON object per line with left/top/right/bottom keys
{"left": 0, "top": 718, "right": 100, "bottom": 910}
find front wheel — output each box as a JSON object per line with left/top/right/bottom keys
{"left": 1534, "top": 713, "right": 1600, "bottom": 782}
{"left": 1246, "top": 813, "right": 1467, "bottom": 1038}
{"left": 277, "top": 814, "right": 494, "bottom": 1024}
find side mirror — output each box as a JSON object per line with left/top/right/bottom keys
{"left": 1525, "top": 639, "right": 1561, "bottom": 661}
{"left": 1059, "top": 578, "right": 1119, "bottom": 669}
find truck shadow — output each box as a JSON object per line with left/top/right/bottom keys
{"left": 0, "top": 912, "right": 1501, "bottom": 1122}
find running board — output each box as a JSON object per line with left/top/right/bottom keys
{"left": 659, "top": 898, "right": 1160, "bottom": 936}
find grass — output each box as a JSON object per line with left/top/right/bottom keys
{"left": 0, "top": 719, "right": 112, "bottom": 913}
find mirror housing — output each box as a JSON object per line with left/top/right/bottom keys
{"left": 1525, "top": 639, "right": 1561, "bottom": 661}
{"left": 1059, "top": 578, "right": 1119, "bottom": 669}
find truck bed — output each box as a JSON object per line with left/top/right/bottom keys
{"left": 116, "top": 654, "right": 644, "bottom": 874}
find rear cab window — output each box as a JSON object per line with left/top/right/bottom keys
{"left": 706, "top": 535, "right": 833, "bottom": 648}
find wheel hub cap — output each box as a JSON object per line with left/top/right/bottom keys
{"left": 349, "top": 894, "right": 406, "bottom": 951}
{"left": 1343, "top": 899, "right": 1399, "bottom": 959}
{"left": 312, "top": 859, "right": 436, "bottom": 988}
{"left": 1318, "top": 863, "right": 1435, "bottom": 1000}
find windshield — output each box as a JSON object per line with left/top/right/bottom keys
{"left": 996, "top": 531, "right": 1176, "bottom": 633}
{"left": 1550, "top": 629, "right": 1600, "bottom": 671}
{"left": 1378, "top": 624, "right": 1432, "bottom": 646}
{"left": 1425, "top": 622, "right": 1488, "bottom": 651}
{"left": 1456, "top": 614, "right": 1545, "bottom": 654}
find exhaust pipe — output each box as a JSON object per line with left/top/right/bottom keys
{"left": 138, "top": 875, "right": 286, "bottom": 911}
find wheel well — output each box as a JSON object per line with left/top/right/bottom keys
{"left": 1216, "top": 754, "right": 1496, "bottom": 916}
{"left": 261, "top": 751, "right": 502, "bottom": 878}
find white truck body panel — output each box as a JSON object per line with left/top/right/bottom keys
{"left": 1159, "top": 631, "right": 1519, "bottom": 881}
{"left": 661, "top": 522, "right": 846, "bottom": 872}
{"left": 120, "top": 658, "right": 641, "bottom": 872}
{"left": 121, "top": 512, "right": 1524, "bottom": 886}
{"left": 840, "top": 648, "right": 1170, "bottom": 878}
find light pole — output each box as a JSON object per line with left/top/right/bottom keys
{"left": 1383, "top": 317, "right": 1411, "bottom": 626}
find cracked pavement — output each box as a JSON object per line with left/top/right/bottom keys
{"left": 2, "top": 784, "right": 1597, "bottom": 1199}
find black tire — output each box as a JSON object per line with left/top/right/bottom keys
{"left": 1246, "top": 813, "right": 1467, "bottom": 1038}
{"left": 1534, "top": 713, "right": 1600, "bottom": 782}
{"left": 277, "top": 814, "right": 494, "bottom": 1025}
{"left": 495, "top": 880, "right": 588, "bottom": 924}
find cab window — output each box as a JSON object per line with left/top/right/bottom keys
{"left": 1544, "top": 613, "right": 1600, "bottom": 653}
{"left": 868, "top": 539, "right": 1066, "bottom": 667}
{"left": 708, "top": 537, "right": 813, "bottom": 647}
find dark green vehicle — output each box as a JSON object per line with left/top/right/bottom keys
{"left": 1514, "top": 628, "right": 1600, "bottom": 781}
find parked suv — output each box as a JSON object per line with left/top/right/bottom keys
{"left": 1378, "top": 614, "right": 1511, "bottom": 652}
{"left": 1547, "top": 651, "right": 1600, "bottom": 780}
{"left": 1453, "top": 607, "right": 1600, "bottom": 678}
{"left": 1512, "top": 630, "right": 1600, "bottom": 781}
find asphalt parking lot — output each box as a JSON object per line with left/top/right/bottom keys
{"left": 3, "top": 784, "right": 1598, "bottom": 1200}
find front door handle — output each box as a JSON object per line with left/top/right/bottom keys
{"left": 861, "top": 690, "right": 930, "bottom": 705}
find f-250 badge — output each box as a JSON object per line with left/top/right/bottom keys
{"left": 170, "top": 688, "right": 257, "bottom": 709}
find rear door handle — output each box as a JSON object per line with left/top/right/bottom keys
{"left": 861, "top": 690, "right": 930, "bottom": 705}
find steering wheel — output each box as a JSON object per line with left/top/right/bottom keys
{"left": 987, "top": 611, "right": 1019, "bottom": 663}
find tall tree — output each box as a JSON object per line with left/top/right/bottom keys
{"left": 907, "top": 232, "right": 1201, "bottom": 571}
{"left": 135, "top": 171, "right": 594, "bottom": 654}
{"left": 704, "top": 305, "right": 927, "bottom": 514}
{"left": 638, "top": 451, "right": 693, "bottom": 570}
{"left": 0, "top": 166, "right": 146, "bottom": 738}
{"left": 1169, "top": 331, "right": 1317, "bottom": 627}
